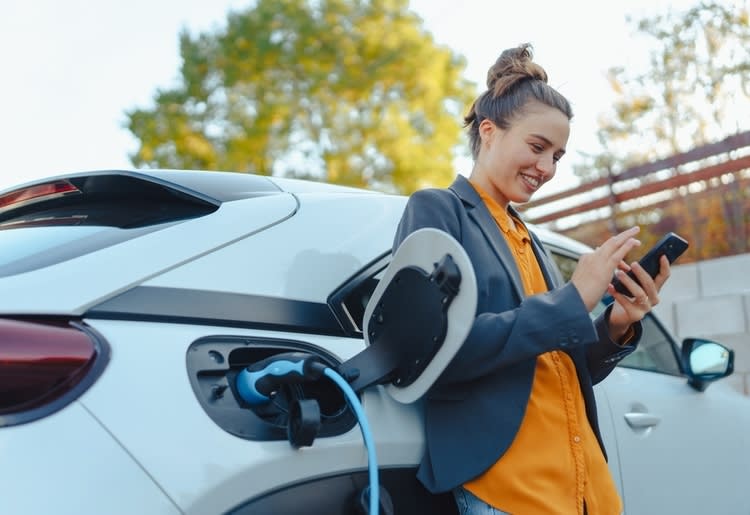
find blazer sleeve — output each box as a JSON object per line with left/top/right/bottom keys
{"left": 531, "top": 230, "right": 644, "bottom": 384}
{"left": 393, "top": 189, "right": 602, "bottom": 386}
{"left": 586, "top": 305, "right": 643, "bottom": 384}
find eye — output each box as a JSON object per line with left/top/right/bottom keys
{"left": 553, "top": 154, "right": 563, "bottom": 164}
{"left": 531, "top": 143, "right": 544, "bottom": 153}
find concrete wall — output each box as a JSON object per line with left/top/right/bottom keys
{"left": 653, "top": 254, "right": 750, "bottom": 395}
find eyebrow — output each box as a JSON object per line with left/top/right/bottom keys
{"left": 531, "top": 134, "right": 566, "bottom": 156}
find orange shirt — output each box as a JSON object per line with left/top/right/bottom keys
{"left": 463, "top": 182, "right": 622, "bottom": 515}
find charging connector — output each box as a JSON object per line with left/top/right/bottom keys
{"left": 235, "top": 352, "right": 381, "bottom": 514}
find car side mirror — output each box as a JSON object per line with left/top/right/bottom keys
{"left": 681, "top": 338, "right": 734, "bottom": 391}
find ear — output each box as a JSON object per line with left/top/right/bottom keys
{"left": 478, "top": 118, "right": 496, "bottom": 146}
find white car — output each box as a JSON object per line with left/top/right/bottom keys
{"left": 1, "top": 169, "right": 747, "bottom": 515}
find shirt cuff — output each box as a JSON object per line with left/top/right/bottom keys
{"left": 616, "top": 325, "right": 637, "bottom": 347}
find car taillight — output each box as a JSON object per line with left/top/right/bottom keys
{"left": 0, "top": 180, "right": 80, "bottom": 212}
{"left": 0, "top": 318, "right": 109, "bottom": 427}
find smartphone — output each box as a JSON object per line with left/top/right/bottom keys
{"left": 612, "top": 232, "right": 689, "bottom": 296}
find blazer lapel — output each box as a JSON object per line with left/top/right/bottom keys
{"left": 450, "top": 176, "right": 526, "bottom": 300}
{"left": 526, "top": 225, "right": 560, "bottom": 290}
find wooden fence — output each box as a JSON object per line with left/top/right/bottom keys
{"left": 518, "top": 131, "right": 750, "bottom": 262}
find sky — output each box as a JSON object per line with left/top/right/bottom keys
{"left": 0, "top": 0, "right": 701, "bottom": 193}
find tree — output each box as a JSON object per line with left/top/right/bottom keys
{"left": 125, "top": 0, "right": 476, "bottom": 193}
{"left": 576, "top": 1, "right": 750, "bottom": 181}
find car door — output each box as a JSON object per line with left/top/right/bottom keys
{"left": 598, "top": 313, "right": 750, "bottom": 515}
{"left": 545, "top": 242, "right": 750, "bottom": 514}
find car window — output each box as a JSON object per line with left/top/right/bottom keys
{"left": 329, "top": 253, "right": 390, "bottom": 336}
{"left": 0, "top": 218, "right": 187, "bottom": 278}
{"left": 547, "top": 247, "right": 682, "bottom": 376}
{"left": 0, "top": 174, "right": 221, "bottom": 277}
{"left": 617, "top": 313, "right": 681, "bottom": 375}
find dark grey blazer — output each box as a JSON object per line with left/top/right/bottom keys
{"left": 393, "top": 175, "right": 640, "bottom": 494}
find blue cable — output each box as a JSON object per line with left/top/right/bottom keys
{"left": 236, "top": 356, "right": 380, "bottom": 514}
{"left": 323, "top": 367, "right": 379, "bottom": 515}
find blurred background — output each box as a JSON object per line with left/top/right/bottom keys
{"left": 3, "top": 0, "right": 750, "bottom": 389}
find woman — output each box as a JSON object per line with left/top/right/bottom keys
{"left": 393, "top": 44, "right": 671, "bottom": 515}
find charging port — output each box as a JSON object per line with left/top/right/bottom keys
{"left": 186, "top": 335, "right": 357, "bottom": 441}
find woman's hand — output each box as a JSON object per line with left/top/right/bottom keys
{"left": 605, "top": 254, "right": 671, "bottom": 341}
{"left": 570, "top": 226, "right": 642, "bottom": 311}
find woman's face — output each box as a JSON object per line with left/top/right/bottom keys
{"left": 473, "top": 101, "right": 570, "bottom": 209}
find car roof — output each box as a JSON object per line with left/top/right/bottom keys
{"left": 1, "top": 168, "right": 386, "bottom": 202}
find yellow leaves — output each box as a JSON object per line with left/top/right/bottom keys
{"left": 234, "top": 36, "right": 250, "bottom": 50}
{"left": 629, "top": 96, "right": 654, "bottom": 115}
{"left": 183, "top": 133, "right": 217, "bottom": 165}
{"left": 139, "top": 144, "right": 154, "bottom": 163}
{"left": 126, "top": 0, "right": 475, "bottom": 192}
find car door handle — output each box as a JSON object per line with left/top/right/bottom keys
{"left": 624, "top": 412, "right": 661, "bottom": 428}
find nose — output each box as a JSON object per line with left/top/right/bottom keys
{"left": 536, "top": 153, "right": 555, "bottom": 175}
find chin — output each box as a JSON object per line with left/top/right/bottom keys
{"left": 514, "top": 192, "right": 535, "bottom": 205}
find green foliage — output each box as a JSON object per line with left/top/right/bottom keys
{"left": 584, "top": 1, "right": 750, "bottom": 179}
{"left": 125, "top": 0, "right": 476, "bottom": 193}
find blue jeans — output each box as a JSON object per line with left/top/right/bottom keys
{"left": 452, "top": 488, "right": 593, "bottom": 515}
{"left": 452, "top": 488, "right": 510, "bottom": 515}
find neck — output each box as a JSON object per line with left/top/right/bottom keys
{"left": 468, "top": 169, "right": 510, "bottom": 211}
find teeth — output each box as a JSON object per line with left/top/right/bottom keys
{"left": 522, "top": 174, "right": 540, "bottom": 188}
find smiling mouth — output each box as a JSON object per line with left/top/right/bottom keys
{"left": 520, "top": 173, "right": 541, "bottom": 190}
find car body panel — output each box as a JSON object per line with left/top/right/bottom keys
{"left": 601, "top": 367, "right": 750, "bottom": 515}
{"left": 79, "top": 318, "right": 424, "bottom": 514}
{"left": 0, "top": 194, "right": 297, "bottom": 314}
{"left": 591, "top": 386, "right": 623, "bottom": 498}
{"left": 0, "top": 400, "right": 180, "bottom": 514}
{"left": 142, "top": 193, "right": 406, "bottom": 302}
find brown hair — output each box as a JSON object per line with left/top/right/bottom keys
{"left": 464, "top": 43, "right": 573, "bottom": 160}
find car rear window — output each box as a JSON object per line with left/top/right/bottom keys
{"left": 0, "top": 173, "right": 223, "bottom": 277}
{"left": 0, "top": 222, "right": 181, "bottom": 277}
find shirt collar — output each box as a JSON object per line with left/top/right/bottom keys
{"left": 468, "top": 179, "right": 523, "bottom": 237}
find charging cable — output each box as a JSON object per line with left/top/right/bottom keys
{"left": 323, "top": 366, "right": 379, "bottom": 514}
{"left": 236, "top": 353, "right": 380, "bottom": 515}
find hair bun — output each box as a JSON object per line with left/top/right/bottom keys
{"left": 486, "top": 43, "right": 548, "bottom": 93}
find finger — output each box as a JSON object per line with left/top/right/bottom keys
{"left": 596, "top": 230, "right": 642, "bottom": 267}
{"left": 628, "top": 262, "right": 659, "bottom": 298}
{"left": 652, "top": 255, "right": 671, "bottom": 288}
{"left": 612, "top": 269, "right": 644, "bottom": 299}
{"left": 612, "top": 225, "right": 641, "bottom": 242}
{"left": 607, "top": 237, "right": 642, "bottom": 268}
{"left": 598, "top": 226, "right": 641, "bottom": 255}
{"left": 608, "top": 284, "right": 651, "bottom": 313}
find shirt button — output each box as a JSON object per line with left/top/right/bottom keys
{"left": 573, "top": 436, "right": 581, "bottom": 443}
